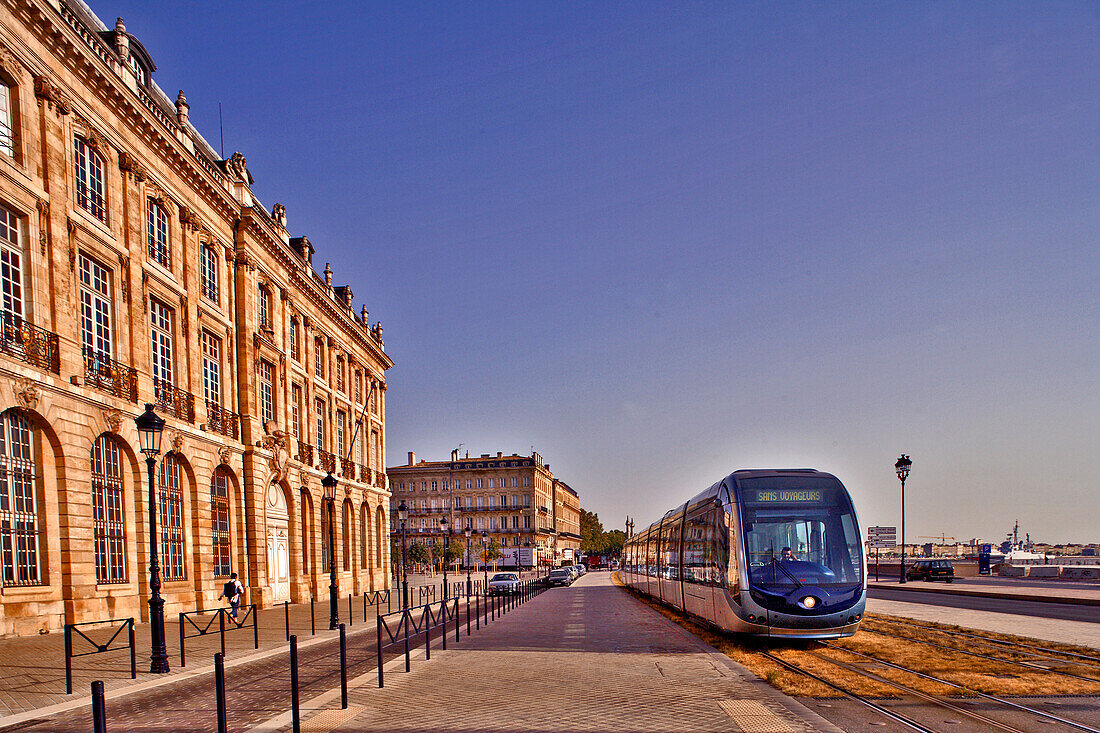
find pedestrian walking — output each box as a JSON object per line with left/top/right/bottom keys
{"left": 219, "top": 572, "right": 245, "bottom": 619}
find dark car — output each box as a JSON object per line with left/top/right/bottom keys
{"left": 905, "top": 559, "right": 955, "bottom": 582}
{"left": 547, "top": 569, "right": 573, "bottom": 587}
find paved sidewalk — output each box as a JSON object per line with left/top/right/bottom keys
{"left": 273, "top": 573, "right": 843, "bottom": 733}
{"left": 868, "top": 578, "right": 1100, "bottom": 605}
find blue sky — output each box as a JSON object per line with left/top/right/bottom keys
{"left": 109, "top": 1, "right": 1098, "bottom": 545}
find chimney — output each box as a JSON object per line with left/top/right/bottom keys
{"left": 451, "top": 449, "right": 459, "bottom": 462}
{"left": 497, "top": 451, "right": 503, "bottom": 458}
{"left": 407, "top": 451, "right": 415, "bottom": 466}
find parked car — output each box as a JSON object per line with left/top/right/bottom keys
{"left": 905, "top": 559, "right": 955, "bottom": 582}
{"left": 487, "top": 572, "right": 522, "bottom": 596}
{"left": 547, "top": 569, "right": 573, "bottom": 586}
{"left": 575, "top": 564, "right": 587, "bottom": 576}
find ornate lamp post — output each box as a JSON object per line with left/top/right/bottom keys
{"left": 895, "top": 454, "right": 912, "bottom": 584}
{"left": 464, "top": 522, "right": 473, "bottom": 595}
{"left": 481, "top": 529, "right": 489, "bottom": 591}
{"left": 523, "top": 540, "right": 531, "bottom": 579}
{"left": 397, "top": 500, "right": 409, "bottom": 608}
{"left": 322, "top": 471, "right": 339, "bottom": 628}
{"left": 136, "top": 404, "right": 169, "bottom": 674}
{"left": 440, "top": 516, "right": 450, "bottom": 600}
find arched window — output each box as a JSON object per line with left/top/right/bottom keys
{"left": 300, "top": 490, "right": 313, "bottom": 576}
{"left": 321, "top": 498, "right": 330, "bottom": 571}
{"left": 211, "top": 467, "right": 232, "bottom": 578}
{"left": 360, "top": 503, "right": 369, "bottom": 570}
{"left": 74, "top": 137, "right": 106, "bottom": 222}
{"left": 0, "top": 410, "right": 40, "bottom": 586}
{"left": 342, "top": 500, "right": 351, "bottom": 571}
{"left": 157, "top": 454, "right": 185, "bottom": 580}
{"left": 91, "top": 434, "right": 126, "bottom": 584}
{"left": 375, "top": 506, "right": 384, "bottom": 569}
{"left": 200, "top": 245, "right": 218, "bottom": 304}
{"left": 258, "top": 285, "right": 271, "bottom": 330}
{"left": 147, "top": 198, "right": 169, "bottom": 268}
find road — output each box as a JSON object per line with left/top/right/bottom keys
{"left": 868, "top": 586, "right": 1100, "bottom": 623}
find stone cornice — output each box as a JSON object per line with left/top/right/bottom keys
{"left": 288, "top": 267, "right": 392, "bottom": 370}
{"left": 18, "top": 0, "right": 239, "bottom": 224}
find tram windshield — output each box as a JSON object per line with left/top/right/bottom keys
{"left": 738, "top": 477, "right": 863, "bottom": 590}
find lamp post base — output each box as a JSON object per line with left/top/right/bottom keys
{"left": 148, "top": 595, "right": 170, "bottom": 674}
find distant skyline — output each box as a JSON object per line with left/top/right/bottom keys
{"left": 105, "top": 1, "right": 1098, "bottom": 544}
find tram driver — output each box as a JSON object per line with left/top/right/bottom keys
{"left": 780, "top": 546, "right": 797, "bottom": 562}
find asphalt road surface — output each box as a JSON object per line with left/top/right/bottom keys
{"left": 868, "top": 586, "right": 1100, "bottom": 623}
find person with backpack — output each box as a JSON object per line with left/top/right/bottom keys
{"left": 219, "top": 573, "right": 245, "bottom": 619}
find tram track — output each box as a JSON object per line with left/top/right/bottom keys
{"left": 818, "top": 641, "right": 1100, "bottom": 733}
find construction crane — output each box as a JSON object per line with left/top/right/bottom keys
{"left": 918, "top": 534, "right": 956, "bottom": 545}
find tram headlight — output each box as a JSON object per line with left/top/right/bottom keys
{"left": 798, "top": 595, "right": 817, "bottom": 609}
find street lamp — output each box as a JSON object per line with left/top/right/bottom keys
{"left": 397, "top": 500, "right": 409, "bottom": 608}
{"left": 440, "top": 516, "right": 450, "bottom": 600}
{"left": 322, "top": 471, "right": 339, "bottom": 628}
{"left": 481, "top": 529, "right": 489, "bottom": 591}
{"left": 464, "top": 522, "right": 472, "bottom": 596}
{"left": 523, "top": 540, "right": 531, "bottom": 579}
{"left": 895, "top": 454, "right": 912, "bottom": 584}
{"left": 135, "top": 404, "right": 169, "bottom": 674}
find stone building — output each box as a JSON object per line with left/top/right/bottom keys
{"left": 0, "top": 0, "right": 392, "bottom": 636}
{"left": 387, "top": 450, "right": 582, "bottom": 568}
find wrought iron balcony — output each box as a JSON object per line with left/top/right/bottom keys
{"left": 0, "top": 314, "right": 60, "bottom": 374}
{"left": 318, "top": 449, "right": 336, "bottom": 474}
{"left": 360, "top": 465, "right": 373, "bottom": 484}
{"left": 340, "top": 457, "right": 356, "bottom": 480}
{"left": 83, "top": 348, "right": 138, "bottom": 402}
{"left": 296, "top": 440, "right": 314, "bottom": 466}
{"left": 153, "top": 378, "right": 195, "bottom": 422}
{"left": 205, "top": 401, "right": 238, "bottom": 440}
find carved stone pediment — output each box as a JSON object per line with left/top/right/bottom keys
{"left": 33, "top": 75, "right": 71, "bottom": 115}
{"left": 167, "top": 429, "right": 185, "bottom": 454}
{"left": 219, "top": 446, "right": 232, "bottom": 466}
{"left": 103, "top": 408, "right": 124, "bottom": 434}
{"left": 12, "top": 378, "right": 38, "bottom": 411}
{"left": 118, "top": 151, "right": 148, "bottom": 181}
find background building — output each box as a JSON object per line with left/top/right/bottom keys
{"left": 0, "top": 0, "right": 391, "bottom": 635}
{"left": 387, "top": 450, "right": 582, "bottom": 568}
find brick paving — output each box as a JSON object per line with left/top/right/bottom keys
{"left": 269, "top": 573, "right": 842, "bottom": 733}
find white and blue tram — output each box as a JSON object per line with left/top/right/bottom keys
{"left": 621, "top": 469, "right": 866, "bottom": 639}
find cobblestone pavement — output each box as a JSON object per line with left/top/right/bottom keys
{"left": 0, "top": 592, "right": 400, "bottom": 722}
{"left": 273, "top": 573, "right": 842, "bottom": 733}
{"left": 0, "top": 585, "right": 527, "bottom": 732}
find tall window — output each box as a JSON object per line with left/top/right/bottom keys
{"left": 74, "top": 137, "right": 106, "bottom": 222}
{"left": 150, "top": 298, "right": 174, "bottom": 400}
{"left": 315, "top": 398, "right": 325, "bottom": 449}
{"left": 0, "top": 204, "right": 22, "bottom": 319}
{"left": 342, "top": 502, "right": 351, "bottom": 571}
{"left": 79, "top": 254, "right": 111, "bottom": 359}
{"left": 354, "top": 371, "right": 362, "bottom": 404}
{"left": 289, "top": 320, "right": 299, "bottom": 361}
{"left": 369, "top": 430, "right": 378, "bottom": 469}
{"left": 147, "top": 198, "right": 169, "bottom": 268}
{"left": 335, "top": 357, "right": 344, "bottom": 392}
{"left": 200, "top": 246, "right": 218, "bottom": 304}
{"left": 211, "top": 468, "right": 231, "bottom": 578}
{"left": 201, "top": 331, "right": 221, "bottom": 407}
{"left": 336, "top": 410, "right": 346, "bottom": 458}
{"left": 0, "top": 82, "right": 13, "bottom": 158}
{"left": 258, "top": 360, "right": 275, "bottom": 425}
{"left": 157, "top": 454, "right": 185, "bottom": 581}
{"left": 291, "top": 384, "right": 302, "bottom": 439}
{"left": 258, "top": 286, "right": 270, "bottom": 330}
{"left": 360, "top": 504, "right": 368, "bottom": 569}
{"left": 0, "top": 411, "right": 40, "bottom": 586}
{"left": 91, "top": 435, "right": 126, "bottom": 584}
{"left": 313, "top": 338, "right": 323, "bottom": 378}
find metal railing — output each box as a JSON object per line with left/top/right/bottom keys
{"left": 0, "top": 313, "right": 60, "bottom": 374}
{"left": 296, "top": 440, "right": 314, "bottom": 466}
{"left": 318, "top": 449, "right": 336, "bottom": 474}
{"left": 64, "top": 617, "right": 135, "bottom": 694}
{"left": 205, "top": 401, "right": 238, "bottom": 439}
{"left": 340, "top": 457, "right": 356, "bottom": 480}
{"left": 83, "top": 348, "right": 139, "bottom": 402}
{"left": 376, "top": 597, "right": 460, "bottom": 687}
{"left": 177, "top": 605, "right": 258, "bottom": 666}
{"left": 154, "top": 378, "right": 196, "bottom": 422}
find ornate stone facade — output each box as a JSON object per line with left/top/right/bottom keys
{"left": 0, "top": 1, "right": 392, "bottom": 636}
{"left": 387, "top": 451, "right": 582, "bottom": 568}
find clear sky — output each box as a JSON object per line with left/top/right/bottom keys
{"left": 108, "top": 1, "right": 1098, "bottom": 545}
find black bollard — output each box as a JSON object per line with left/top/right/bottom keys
{"left": 284, "top": 600, "right": 290, "bottom": 641}
{"left": 290, "top": 635, "right": 301, "bottom": 733}
{"left": 348, "top": 593, "right": 353, "bottom": 627}
{"left": 219, "top": 610, "right": 226, "bottom": 658}
{"left": 215, "top": 652, "right": 228, "bottom": 733}
{"left": 310, "top": 596, "right": 316, "bottom": 636}
{"left": 339, "top": 623, "right": 348, "bottom": 709}
{"left": 91, "top": 680, "right": 106, "bottom": 733}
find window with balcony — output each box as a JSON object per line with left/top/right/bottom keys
{"left": 315, "top": 398, "right": 326, "bottom": 449}
{"left": 79, "top": 254, "right": 111, "bottom": 360}
{"left": 201, "top": 331, "right": 221, "bottom": 407}
{"left": 291, "top": 384, "right": 302, "bottom": 439}
{"left": 147, "top": 198, "right": 169, "bottom": 268}
{"left": 336, "top": 409, "right": 346, "bottom": 458}
{"left": 74, "top": 137, "right": 106, "bottom": 222}
{"left": 149, "top": 297, "right": 174, "bottom": 396}
{"left": 0, "top": 204, "right": 22, "bottom": 319}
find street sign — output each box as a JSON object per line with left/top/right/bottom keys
{"left": 868, "top": 539, "right": 896, "bottom": 549}
{"left": 868, "top": 526, "right": 897, "bottom": 537}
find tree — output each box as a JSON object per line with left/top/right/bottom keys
{"left": 604, "top": 529, "right": 626, "bottom": 556}
{"left": 580, "top": 509, "right": 606, "bottom": 554}
{"left": 407, "top": 541, "right": 430, "bottom": 566}
{"left": 481, "top": 538, "right": 503, "bottom": 563}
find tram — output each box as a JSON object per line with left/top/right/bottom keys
{"left": 621, "top": 469, "right": 866, "bottom": 639}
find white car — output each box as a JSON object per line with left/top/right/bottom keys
{"left": 487, "top": 572, "right": 521, "bottom": 596}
